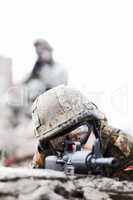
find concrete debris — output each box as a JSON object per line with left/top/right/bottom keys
{"left": 0, "top": 167, "right": 132, "bottom": 200}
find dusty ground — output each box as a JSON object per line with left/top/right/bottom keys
{"left": 0, "top": 167, "right": 132, "bottom": 200}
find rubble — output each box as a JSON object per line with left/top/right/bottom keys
{"left": 0, "top": 55, "right": 36, "bottom": 166}
{"left": 0, "top": 167, "right": 132, "bottom": 200}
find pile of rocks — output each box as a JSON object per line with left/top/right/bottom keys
{"left": 0, "top": 167, "right": 132, "bottom": 200}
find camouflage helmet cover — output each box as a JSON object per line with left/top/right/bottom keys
{"left": 32, "top": 85, "right": 105, "bottom": 140}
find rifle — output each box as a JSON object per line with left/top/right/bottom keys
{"left": 44, "top": 138, "right": 118, "bottom": 176}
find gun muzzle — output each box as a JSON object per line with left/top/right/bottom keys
{"left": 90, "top": 157, "right": 117, "bottom": 167}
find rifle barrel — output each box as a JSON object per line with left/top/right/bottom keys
{"left": 91, "top": 157, "right": 117, "bottom": 166}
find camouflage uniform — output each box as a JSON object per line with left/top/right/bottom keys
{"left": 100, "top": 120, "right": 133, "bottom": 172}
{"left": 32, "top": 86, "right": 133, "bottom": 173}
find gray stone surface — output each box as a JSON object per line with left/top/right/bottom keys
{"left": 0, "top": 167, "right": 132, "bottom": 200}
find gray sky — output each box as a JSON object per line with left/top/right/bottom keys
{"left": 0, "top": 0, "right": 133, "bottom": 131}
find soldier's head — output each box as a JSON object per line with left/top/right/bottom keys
{"left": 34, "top": 39, "right": 53, "bottom": 62}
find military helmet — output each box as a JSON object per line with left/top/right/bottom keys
{"left": 34, "top": 39, "right": 52, "bottom": 51}
{"left": 32, "top": 85, "right": 105, "bottom": 140}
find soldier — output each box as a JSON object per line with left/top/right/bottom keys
{"left": 19, "top": 39, "right": 68, "bottom": 118}
{"left": 31, "top": 85, "right": 133, "bottom": 176}
{"left": 26, "top": 39, "right": 68, "bottom": 93}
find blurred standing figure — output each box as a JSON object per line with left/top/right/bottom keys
{"left": 10, "top": 39, "right": 68, "bottom": 120}
{"left": 26, "top": 39, "right": 68, "bottom": 97}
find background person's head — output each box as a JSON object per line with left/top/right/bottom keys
{"left": 34, "top": 39, "right": 53, "bottom": 62}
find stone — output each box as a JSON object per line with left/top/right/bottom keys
{"left": 0, "top": 167, "right": 132, "bottom": 200}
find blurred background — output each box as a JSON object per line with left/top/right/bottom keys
{"left": 0, "top": 0, "right": 132, "bottom": 166}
